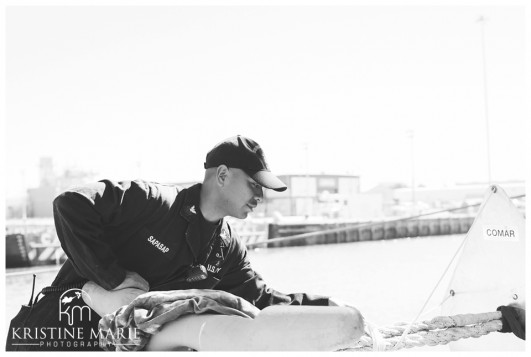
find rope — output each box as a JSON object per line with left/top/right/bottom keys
{"left": 364, "top": 321, "right": 386, "bottom": 351}
{"left": 388, "top": 187, "right": 497, "bottom": 350}
{"left": 340, "top": 311, "right": 504, "bottom": 351}
{"left": 340, "top": 188, "right": 507, "bottom": 351}
{"left": 376, "top": 311, "right": 502, "bottom": 338}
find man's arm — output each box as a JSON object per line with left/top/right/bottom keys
{"left": 53, "top": 179, "right": 162, "bottom": 290}
{"left": 82, "top": 278, "right": 149, "bottom": 317}
{"left": 215, "top": 229, "right": 329, "bottom": 309}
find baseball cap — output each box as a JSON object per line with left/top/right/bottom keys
{"left": 204, "top": 135, "right": 288, "bottom": 192}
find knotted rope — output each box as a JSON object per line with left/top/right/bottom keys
{"left": 340, "top": 311, "right": 504, "bottom": 351}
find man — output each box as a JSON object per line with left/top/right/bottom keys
{"left": 7, "top": 135, "right": 346, "bottom": 351}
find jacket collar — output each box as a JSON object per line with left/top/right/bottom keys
{"left": 180, "top": 183, "right": 202, "bottom": 223}
{"left": 179, "top": 183, "right": 231, "bottom": 257}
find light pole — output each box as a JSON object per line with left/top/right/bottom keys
{"left": 303, "top": 142, "right": 310, "bottom": 217}
{"left": 406, "top": 130, "right": 416, "bottom": 215}
{"left": 21, "top": 169, "right": 28, "bottom": 236}
{"left": 478, "top": 16, "right": 492, "bottom": 184}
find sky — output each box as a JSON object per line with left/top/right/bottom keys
{"left": 4, "top": 2, "right": 527, "bottom": 198}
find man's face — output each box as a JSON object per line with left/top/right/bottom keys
{"left": 221, "top": 168, "right": 264, "bottom": 219}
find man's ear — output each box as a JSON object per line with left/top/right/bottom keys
{"left": 216, "top": 165, "right": 229, "bottom": 186}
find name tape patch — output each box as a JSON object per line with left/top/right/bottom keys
{"left": 147, "top": 235, "right": 170, "bottom": 253}
{"left": 483, "top": 225, "right": 519, "bottom": 242}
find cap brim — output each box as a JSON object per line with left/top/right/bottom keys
{"left": 246, "top": 170, "right": 287, "bottom": 192}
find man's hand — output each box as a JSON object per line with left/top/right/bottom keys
{"left": 508, "top": 302, "right": 526, "bottom": 326}
{"left": 111, "top": 271, "right": 149, "bottom": 292}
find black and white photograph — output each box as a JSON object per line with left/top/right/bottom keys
{"left": 2, "top": 0, "right": 528, "bottom": 352}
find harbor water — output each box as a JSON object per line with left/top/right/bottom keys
{"left": 5, "top": 234, "right": 465, "bottom": 351}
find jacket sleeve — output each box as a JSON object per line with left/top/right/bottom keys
{"left": 53, "top": 179, "right": 164, "bottom": 290}
{"left": 215, "top": 228, "right": 330, "bottom": 309}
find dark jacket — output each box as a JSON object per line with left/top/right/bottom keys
{"left": 52, "top": 180, "right": 329, "bottom": 309}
